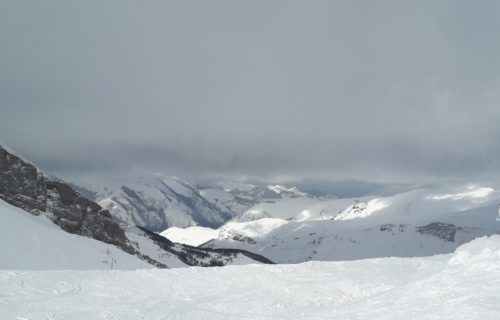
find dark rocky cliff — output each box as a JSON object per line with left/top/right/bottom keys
{"left": 0, "top": 147, "right": 47, "bottom": 213}
{"left": 0, "top": 146, "right": 166, "bottom": 268}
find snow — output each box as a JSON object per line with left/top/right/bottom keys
{"left": 2, "top": 236, "right": 500, "bottom": 319}
{"left": 161, "top": 218, "right": 290, "bottom": 247}
{"left": 160, "top": 226, "right": 218, "bottom": 247}
{"left": 159, "top": 176, "right": 196, "bottom": 198}
{"left": 204, "top": 180, "right": 257, "bottom": 192}
{"left": 220, "top": 218, "right": 289, "bottom": 239}
{"left": 333, "top": 198, "right": 390, "bottom": 220}
{"left": 95, "top": 174, "right": 232, "bottom": 230}
{"left": 0, "top": 199, "right": 152, "bottom": 270}
{"left": 125, "top": 228, "right": 188, "bottom": 268}
{"left": 199, "top": 187, "right": 250, "bottom": 216}
{"left": 206, "top": 201, "right": 500, "bottom": 263}
{"left": 427, "top": 186, "right": 495, "bottom": 201}
{"left": 164, "top": 184, "right": 500, "bottom": 263}
{"left": 237, "top": 184, "right": 500, "bottom": 225}
{"left": 267, "top": 184, "right": 307, "bottom": 196}
{"left": 237, "top": 197, "right": 321, "bottom": 221}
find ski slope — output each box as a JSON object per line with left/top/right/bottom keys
{"left": 2, "top": 236, "right": 500, "bottom": 319}
{"left": 0, "top": 199, "right": 152, "bottom": 270}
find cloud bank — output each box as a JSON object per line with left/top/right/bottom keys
{"left": 1, "top": 0, "right": 500, "bottom": 183}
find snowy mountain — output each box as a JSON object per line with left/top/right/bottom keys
{"left": 0, "top": 195, "right": 272, "bottom": 269}
{"left": 0, "top": 145, "right": 273, "bottom": 269}
{"left": 163, "top": 185, "right": 500, "bottom": 263}
{"left": 2, "top": 235, "right": 500, "bottom": 319}
{"left": 6, "top": 142, "right": 500, "bottom": 269}
{"left": 77, "top": 175, "right": 315, "bottom": 232}
{"left": 95, "top": 175, "right": 236, "bottom": 231}
{"left": 232, "top": 196, "right": 323, "bottom": 222}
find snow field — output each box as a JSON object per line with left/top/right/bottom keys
{"left": 2, "top": 236, "right": 500, "bottom": 319}
{"left": 0, "top": 199, "right": 151, "bottom": 270}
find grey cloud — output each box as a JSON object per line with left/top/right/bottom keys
{"left": 1, "top": 0, "right": 500, "bottom": 184}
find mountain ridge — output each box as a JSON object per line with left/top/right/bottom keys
{"left": 0, "top": 145, "right": 273, "bottom": 268}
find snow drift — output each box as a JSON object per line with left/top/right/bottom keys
{"left": 1, "top": 235, "right": 500, "bottom": 319}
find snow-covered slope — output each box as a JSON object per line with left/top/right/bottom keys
{"left": 163, "top": 184, "right": 500, "bottom": 263}
{"left": 2, "top": 235, "right": 500, "bottom": 319}
{"left": 0, "top": 193, "right": 271, "bottom": 269}
{"left": 198, "top": 181, "right": 319, "bottom": 223}
{"left": 0, "top": 195, "right": 273, "bottom": 269}
{"left": 0, "top": 146, "right": 275, "bottom": 268}
{"left": 197, "top": 187, "right": 253, "bottom": 217}
{"left": 96, "top": 175, "right": 235, "bottom": 231}
{"left": 160, "top": 226, "right": 218, "bottom": 247}
{"left": 85, "top": 176, "right": 315, "bottom": 231}
{"left": 198, "top": 181, "right": 311, "bottom": 200}
{"left": 234, "top": 197, "right": 323, "bottom": 222}
{"left": 0, "top": 199, "right": 152, "bottom": 270}
{"left": 132, "top": 226, "right": 273, "bottom": 267}
{"left": 0, "top": 145, "right": 169, "bottom": 268}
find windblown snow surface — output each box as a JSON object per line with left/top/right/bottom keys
{"left": 2, "top": 236, "right": 500, "bottom": 319}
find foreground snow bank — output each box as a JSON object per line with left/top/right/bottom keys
{"left": 448, "top": 234, "right": 500, "bottom": 268}
{"left": 2, "top": 235, "right": 500, "bottom": 319}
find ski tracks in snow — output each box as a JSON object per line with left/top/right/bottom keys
{"left": 2, "top": 237, "right": 500, "bottom": 320}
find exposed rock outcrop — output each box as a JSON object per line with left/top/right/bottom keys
{"left": 416, "top": 222, "right": 459, "bottom": 242}
{"left": 0, "top": 145, "right": 166, "bottom": 268}
{"left": 0, "top": 147, "right": 47, "bottom": 213}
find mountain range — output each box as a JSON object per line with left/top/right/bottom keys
{"left": 0, "top": 145, "right": 272, "bottom": 269}
{"left": 162, "top": 183, "right": 500, "bottom": 263}
{"left": 2, "top": 143, "right": 500, "bottom": 270}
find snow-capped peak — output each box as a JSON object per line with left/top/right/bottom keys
{"left": 334, "top": 198, "right": 390, "bottom": 221}
{"left": 267, "top": 185, "right": 307, "bottom": 196}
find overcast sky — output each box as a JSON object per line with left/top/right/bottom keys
{"left": 1, "top": 0, "right": 500, "bottom": 184}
